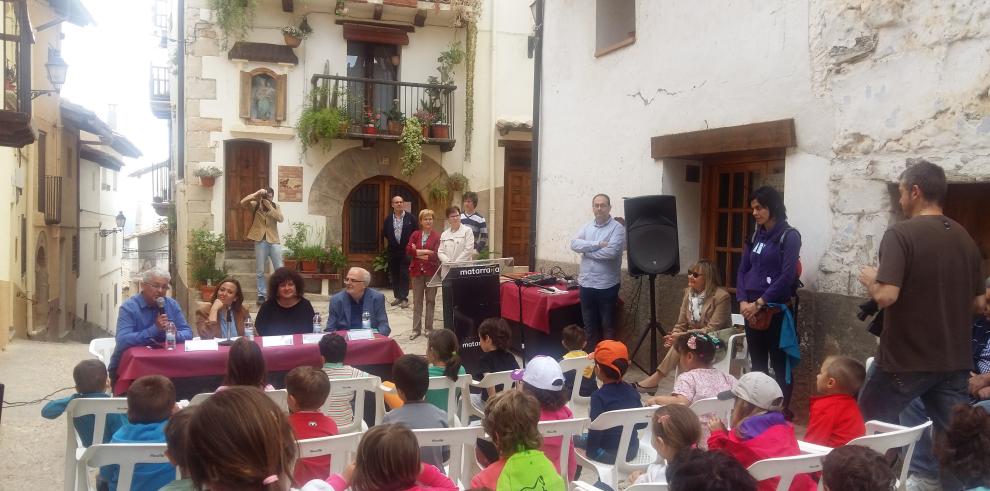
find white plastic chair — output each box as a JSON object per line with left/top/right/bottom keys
{"left": 411, "top": 425, "right": 486, "bottom": 488}
{"left": 847, "top": 420, "right": 932, "bottom": 490}
{"left": 468, "top": 370, "right": 516, "bottom": 418}
{"left": 731, "top": 313, "right": 745, "bottom": 327}
{"left": 747, "top": 453, "right": 825, "bottom": 491}
{"left": 88, "top": 338, "right": 116, "bottom": 364}
{"left": 559, "top": 356, "right": 595, "bottom": 410}
{"left": 574, "top": 482, "right": 668, "bottom": 491}
{"left": 574, "top": 405, "right": 657, "bottom": 491}
{"left": 76, "top": 443, "right": 177, "bottom": 491}
{"left": 188, "top": 389, "right": 289, "bottom": 413}
{"left": 63, "top": 397, "right": 130, "bottom": 491}
{"left": 688, "top": 396, "right": 734, "bottom": 424}
{"left": 429, "top": 374, "right": 473, "bottom": 427}
{"left": 714, "top": 332, "right": 749, "bottom": 376}
{"left": 297, "top": 432, "right": 363, "bottom": 475}
{"left": 321, "top": 375, "right": 384, "bottom": 433}
{"left": 537, "top": 417, "right": 589, "bottom": 482}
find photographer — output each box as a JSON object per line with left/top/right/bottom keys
{"left": 240, "top": 187, "right": 285, "bottom": 304}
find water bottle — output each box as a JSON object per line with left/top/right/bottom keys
{"left": 361, "top": 310, "right": 371, "bottom": 330}
{"left": 244, "top": 315, "right": 255, "bottom": 341}
{"left": 165, "top": 321, "right": 176, "bottom": 350}
{"left": 313, "top": 312, "right": 323, "bottom": 334}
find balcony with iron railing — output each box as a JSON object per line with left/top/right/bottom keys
{"left": 44, "top": 176, "right": 62, "bottom": 225}
{"left": 149, "top": 66, "right": 171, "bottom": 119}
{"left": 123, "top": 248, "right": 170, "bottom": 280}
{"left": 309, "top": 74, "right": 457, "bottom": 152}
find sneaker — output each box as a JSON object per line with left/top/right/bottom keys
{"left": 400, "top": 299, "right": 409, "bottom": 309}
{"left": 409, "top": 331, "right": 421, "bottom": 340}
{"left": 390, "top": 298, "right": 402, "bottom": 306}
{"left": 905, "top": 474, "right": 942, "bottom": 491}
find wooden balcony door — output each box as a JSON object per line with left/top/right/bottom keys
{"left": 700, "top": 151, "right": 784, "bottom": 291}
{"left": 224, "top": 140, "right": 271, "bottom": 250}
{"left": 502, "top": 141, "right": 532, "bottom": 267}
{"left": 343, "top": 176, "right": 423, "bottom": 263}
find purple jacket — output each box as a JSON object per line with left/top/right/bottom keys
{"left": 736, "top": 220, "right": 801, "bottom": 304}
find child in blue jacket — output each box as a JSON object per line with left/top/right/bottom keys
{"left": 42, "top": 359, "right": 126, "bottom": 447}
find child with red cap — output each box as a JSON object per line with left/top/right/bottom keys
{"left": 584, "top": 340, "right": 646, "bottom": 471}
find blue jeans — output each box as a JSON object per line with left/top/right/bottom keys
{"left": 580, "top": 284, "right": 619, "bottom": 350}
{"left": 901, "top": 398, "right": 939, "bottom": 479}
{"left": 254, "top": 240, "right": 283, "bottom": 298}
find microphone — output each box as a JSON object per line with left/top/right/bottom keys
{"left": 156, "top": 297, "right": 166, "bottom": 317}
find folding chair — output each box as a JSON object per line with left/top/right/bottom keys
{"left": 188, "top": 389, "right": 289, "bottom": 413}
{"left": 411, "top": 425, "right": 486, "bottom": 488}
{"left": 467, "top": 370, "right": 516, "bottom": 418}
{"left": 297, "top": 432, "right": 363, "bottom": 475}
{"left": 429, "top": 374, "right": 472, "bottom": 427}
{"left": 88, "top": 338, "right": 116, "bottom": 364}
{"left": 747, "top": 453, "right": 825, "bottom": 491}
{"left": 321, "top": 375, "right": 384, "bottom": 433}
{"left": 537, "top": 417, "right": 589, "bottom": 482}
{"left": 63, "top": 397, "right": 129, "bottom": 491}
{"left": 559, "top": 356, "right": 595, "bottom": 410}
{"left": 688, "top": 396, "right": 734, "bottom": 424}
{"left": 574, "top": 405, "right": 657, "bottom": 491}
{"left": 847, "top": 420, "right": 932, "bottom": 490}
{"left": 574, "top": 482, "right": 667, "bottom": 491}
{"left": 76, "top": 443, "right": 177, "bottom": 491}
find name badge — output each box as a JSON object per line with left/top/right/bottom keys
{"left": 754, "top": 242, "right": 765, "bottom": 254}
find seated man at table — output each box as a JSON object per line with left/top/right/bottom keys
{"left": 326, "top": 267, "right": 391, "bottom": 336}
{"left": 108, "top": 268, "right": 193, "bottom": 388}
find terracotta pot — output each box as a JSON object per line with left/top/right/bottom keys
{"left": 387, "top": 120, "right": 403, "bottom": 135}
{"left": 200, "top": 285, "right": 217, "bottom": 302}
{"left": 300, "top": 259, "right": 318, "bottom": 273}
{"left": 284, "top": 33, "right": 302, "bottom": 48}
{"left": 199, "top": 176, "right": 216, "bottom": 187}
{"left": 421, "top": 125, "right": 429, "bottom": 139}
{"left": 430, "top": 124, "right": 449, "bottom": 139}
{"left": 363, "top": 125, "right": 378, "bottom": 135}
{"left": 284, "top": 258, "right": 298, "bottom": 271}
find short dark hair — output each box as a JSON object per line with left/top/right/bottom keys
{"left": 127, "top": 375, "right": 175, "bottom": 423}
{"left": 596, "top": 360, "right": 628, "bottom": 381}
{"left": 823, "top": 355, "right": 866, "bottom": 395}
{"left": 351, "top": 424, "right": 421, "bottom": 491}
{"left": 561, "top": 324, "right": 586, "bottom": 351}
{"left": 392, "top": 354, "right": 429, "bottom": 401}
{"left": 462, "top": 191, "right": 478, "bottom": 207}
{"left": 74, "top": 359, "right": 109, "bottom": 393}
{"left": 165, "top": 407, "right": 196, "bottom": 470}
{"left": 666, "top": 448, "right": 758, "bottom": 491}
{"left": 674, "top": 333, "right": 717, "bottom": 366}
{"left": 521, "top": 382, "right": 567, "bottom": 411}
{"left": 478, "top": 317, "right": 511, "bottom": 350}
{"left": 821, "top": 445, "right": 896, "bottom": 491}
{"left": 267, "top": 267, "right": 306, "bottom": 302}
{"left": 445, "top": 205, "right": 461, "bottom": 217}
{"left": 224, "top": 337, "right": 268, "bottom": 388}
{"left": 592, "top": 193, "right": 611, "bottom": 206}
{"left": 900, "top": 160, "right": 947, "bottom": 206}
{"left": 936, "top": 404, "right": 990, "bottom": 488}
{"left": 318, "top": 333, "right": 347, "bottom": 364}
{"left": 285, "top": 366, "right": 331, "bottom": 411}
{"left": 749, "top": 186, "right": 787, "bottom": 221}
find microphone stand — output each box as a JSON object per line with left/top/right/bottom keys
{"left": 500, "top": 274, "right": 556, "bottom": 368}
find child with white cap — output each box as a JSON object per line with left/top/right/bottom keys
{"left": 707, "top": 371, "right": 816, "bottom": 491}
{"left": 512, "top": 355, "right": 577, "bottom": 480}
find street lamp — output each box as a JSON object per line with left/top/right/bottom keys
{"left": 99, "top": 211, "right": 127, "bottom": 237}
{"left": 30, "top": 48, "right": 69, "bottom": 100}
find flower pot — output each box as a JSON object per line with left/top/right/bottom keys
{"left": 284, "top": 258, "right": 298, "bottom": 271}
{"left": 362, "top": 125, "right": 378, "bottom": 135}
{"left": 199, "top": 176, "right": 216, "bottom": 187}
{"left": 284, "top": 33, "right": 302, "bottom": 48}
{"left": 387, "top": 120, "right": 403, "bottom": 136}
{"left": 200, "top": 284, "right": 217, "bottom": 302}
{"left": 300, "top": 259, "right": 319, "bottom": 273}
{"left": 421, "top": 125, "right": 429, "bottom": 139}
{"left": 430, "top": 124, "right": 449, "bottom": 139}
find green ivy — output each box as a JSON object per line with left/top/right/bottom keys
{"left": 208, "top": 0, "right": 258, "bottom": 49}
{"left": 399, "top": 116, "right": 425, "bottom": 176}
{"left": 297, "top": 106, "right": 344, "bottom": 153}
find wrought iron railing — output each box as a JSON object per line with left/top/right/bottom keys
{"left": 44, "top": 175, "right": 61, "bottom": 225}
{"left": 150, "top": 161, "right": 172, "bottom": 202}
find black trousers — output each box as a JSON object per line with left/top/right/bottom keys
{"left": 388, "top": 253, "right": 410, "bottom": 300}
{"left": 745, "top": 310, "right": 793, "bottom": 410}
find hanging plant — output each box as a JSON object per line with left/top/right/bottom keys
{"left": 399, "top": 116, "right": 425, "bottom": 176}
{"left": 453, "top": 0, "right": 481, "bottom": 163}
{"left": 447, "top": 172, "right": 469, "bottom": 192}
{"left": 296, "top": 83, "right": 345, "bottom": 153}
{"left": 209, "top": 0, "right": 258, "bottom": 49}
{"left": 428, "top": 180, "right": 450, "bottom": 206}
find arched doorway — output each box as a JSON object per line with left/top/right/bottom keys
{"left": 34, "top": 244, "right": 50, "bottom": 334}
{"left": 343, "top": 176, "right": 425, "bottom": 266}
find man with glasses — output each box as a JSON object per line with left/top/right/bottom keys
{"left": 326, "top": 267, "right": 391, "bottom": 336}
{"left": 382, "top": 195, "right": 417, "bottom": 308}
{"left": 107, "top": 268, "right": 192, "bottom": 388}
{"left": 570, "top": 193, "right": 625, "bottom": 349}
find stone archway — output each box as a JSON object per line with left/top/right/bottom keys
{"left": 34, "top": 240, "right": 50, "bottom": 334}
{"left": 308, "top": 143, "right": 448, "bottom": 245}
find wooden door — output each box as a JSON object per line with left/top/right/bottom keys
{"left": 944, "top": 183, "right": 990, "bottom": 276}
{"left": 343, "top": 176, "right": 423, "bottom": 263}
{"left": 224, "top": 140, "right": 271, "bottom": 250}
{"left": 700, "top": 151, "right": 784, "bottom": 291}
{"left": 502, "top": 142, "right": 532, "bottom": 267}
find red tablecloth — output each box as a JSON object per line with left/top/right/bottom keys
{"left": 114, "top": 333, "right": 403, "bottom": 395}
{"left": 500, "top": 282, "right": 580, "bottom": 334}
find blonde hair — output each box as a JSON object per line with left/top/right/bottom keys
{"left": 483, "top": 390, "right": 542, "bottom": 457}
{"left": 418, "top": 208, "right": 434, "bottom": 222}
{"left": 691, "top": 259, "right": 722, "bottom": 299}
{"left": 653, "top": 404, "right": 702, "bottom": 452}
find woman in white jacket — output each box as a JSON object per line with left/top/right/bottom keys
{"left": 438, "top": 205, "right": 475, "bottom": 264}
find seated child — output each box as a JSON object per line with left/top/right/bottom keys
{"left": 513, "top": 355, "right": 577, "bottom": 480}
{"left": 626, "top": 404, "right": 702, "bottom": 486}
{"left": 217, "top": 337, "right": 275, "bottom": 391}
{"left": 586, "top": 340, "right": 646, "bottom": 465}
{"left": 473, "top": 318, "right": 520, "bottom": 405}
{"left": 327, "top": 424, "right": 457, "bottom": 491}
{"left": 821, "top": 445, "right": 896, "bottom": 491}
{"left": 425, "top": 329, "right": 467, "bottom": 413}
{"left": 470, "top": 390, "right": 566, "bottom": 490}
{"left": 99, "top": 375, "right": 177, "bottom": 491}
{"left": 41, "top": 359, "right": 126, "bottom": 447}
{"left": 666, "top": 447, "right": 758, "bottom": 491}
{"left": 381, "top": 354, "right": 450, "bottom": 470}
{"left": 286, "top": 366, "right": 338, "bottom": 484}
{"left": 319, "top": 333, "right": 370, "bottom": 428}
{"left": 645, "top": 333, "right": 736, "bottom": 407}
{"left": 805, "top": 355, "right": 866, "bottom": 447}
{"left": 936, "top": 404, "right": 990, "bottom": 491}
{"left": 560, "top": 324, "right": 597, "bottom": 397}
{"left": 160, "top": 407, "right": 196, "bottom": 491}
{"left": 186, "top": 386, "right": 338, "bottom": 490}
{"left": 707, "top": 371, "right": 816, "bottom": 491}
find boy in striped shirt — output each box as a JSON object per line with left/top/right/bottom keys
{"left": 319, "top": 333, "right": 369, "bottom": 427}
{"left": 461, "top": 191, "right": 488, "bottom": 253}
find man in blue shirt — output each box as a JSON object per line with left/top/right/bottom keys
{"left": 108, "top": 268, "right": 193, "bottom": 388}
{"left": 326, "top": 267, "right": 391, "bottom": 335}
{"left": 570, "top": 194, "right": 625, "bottom": 349}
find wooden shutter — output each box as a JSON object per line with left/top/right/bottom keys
{"left": 239, "top": 72, "right": 251, "bottom": 119}
{"left": 275, "top": 73, "right": 287, "bottom": 122}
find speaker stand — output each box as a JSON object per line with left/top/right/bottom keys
{"left": 631, "top": 274, "right": 667, "bottom": 374}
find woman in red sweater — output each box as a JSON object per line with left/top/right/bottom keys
{"left": 406, "top": 208, "right": 441, "bottom": 340}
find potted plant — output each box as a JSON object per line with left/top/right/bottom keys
{"left": 447, "top": 172, "right": 469, "bottom": 192}
{"left": 424, "top": 41, "right": 463, "bottom": 140}
{"left": 399, "top": 116, "right": 425, "bottom": 176}
{"left": 294, "top": 224, "right": 326, "bottom": 273}
{"left": 282, "top": 222, "right": 307, "bottom": 270}
{"left": 209, "top": 0, "right": 258, "bottom": 49}
{"left": 371, "top": 249, "right": 390, "bottom": 287}
{"left": 428, "top": 180, "right": 449, "bottom": 207}
{"left": 384, "top": 99, "right": 405, "bottom": 135}
{"left": 194, "top": 166, "right": 223, "bottom": 187}
{"left": 281, "top": 19, "right": 312, "bottom": 47}
{"left": 413, "top": 109, "right": 434, "bottom": 138}
{"left": 188, "top": 228, "right": 226, "bottom": 300}
{"left": 322, "top": 244, "right": 347, "bottom": 275}
{"left": 361, "top": 107, "right": 381, "bottom": 135}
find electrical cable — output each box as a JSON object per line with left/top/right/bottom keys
{"left": 2, "top": 386, "right": 75, "bottom": 409}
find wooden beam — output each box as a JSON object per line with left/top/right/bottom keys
{"left": 413, "top": 9, "right": 427, "bottom": 27}
{"left": 334, "top": 20, "right": 415, "bottom": 33}
{"left": 650, "top": 119, "right": 796, "bottom": 159}
{"left": 281, "top": 0, "right": 293, "bottom": 12}
{"left": 373, "top": 4, "right": 383, "bottom": 20}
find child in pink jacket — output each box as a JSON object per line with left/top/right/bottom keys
{"left": 326, "top": 424, "right": 457, "bottom": 491}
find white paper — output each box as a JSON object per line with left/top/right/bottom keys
{"left": 347, "top": 330, "right": 375, "bottom": 341}
{"left": 261, "top": 335, "right": 295, "bottom": 347}
{"left": 302, "top": 333, "right": 325, "bottom": 344}
{"left": 184, "top": 339, "right": 219, "bottom": 352}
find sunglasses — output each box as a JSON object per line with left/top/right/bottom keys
{"left": 688, "top": 272, "right": 703, "bottom": 278}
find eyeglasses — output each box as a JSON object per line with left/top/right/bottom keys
{"left": 343, "top": 278, "right": 365, "bottom": 284}
{"left": 687, "top": 272, "right": 703, "bottom": 278}
{"left": 143, "top": 282, "right": 170, "bottom": 291}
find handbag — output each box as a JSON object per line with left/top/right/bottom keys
{"left": 749, "top": 306, "right": 781, "bottom": 331}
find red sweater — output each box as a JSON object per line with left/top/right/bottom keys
{"left": 406, "top": 230, "right": 441, "bottom": 277}
{"left": 804, "top": 394, "right": 865, "bottom": 447}
{"left": 289, "top": 411, "right": 339, "bottom": 484}
{"left": 708, "top": 419, "right": 817, "bottom": 491}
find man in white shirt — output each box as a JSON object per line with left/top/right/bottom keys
{"left": 570, "top": 194, "right": 625, "bottom": 349}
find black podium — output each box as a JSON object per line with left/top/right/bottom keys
{"left": 436, "top": 259, "right": 510, "bottom": 374}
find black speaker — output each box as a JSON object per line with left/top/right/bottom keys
{"left": 624, "top": 195, "right": 680, "bottom": 276}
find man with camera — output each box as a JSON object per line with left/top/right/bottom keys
{"left": 241, "top": 186, "right": 285, "bottom": 304}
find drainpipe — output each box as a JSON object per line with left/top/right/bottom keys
{"left": 487, "top": 0, "right": 497, "bottom": 256}
{"left": 527, "top": 0, "right": 544, "bottom": 270}
{"left": 173, "top": 0, "right": 185, "bottom": 287}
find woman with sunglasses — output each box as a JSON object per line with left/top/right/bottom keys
{"left": 636, "top": 259, "right": 732, "bottom": 392}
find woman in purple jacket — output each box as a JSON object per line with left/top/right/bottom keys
{"left": 736, "top": 186, "right": 801, "bottom": 416}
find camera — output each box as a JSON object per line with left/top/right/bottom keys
{"left": 857, "top": 298, "right": 884, "bottom": 337}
